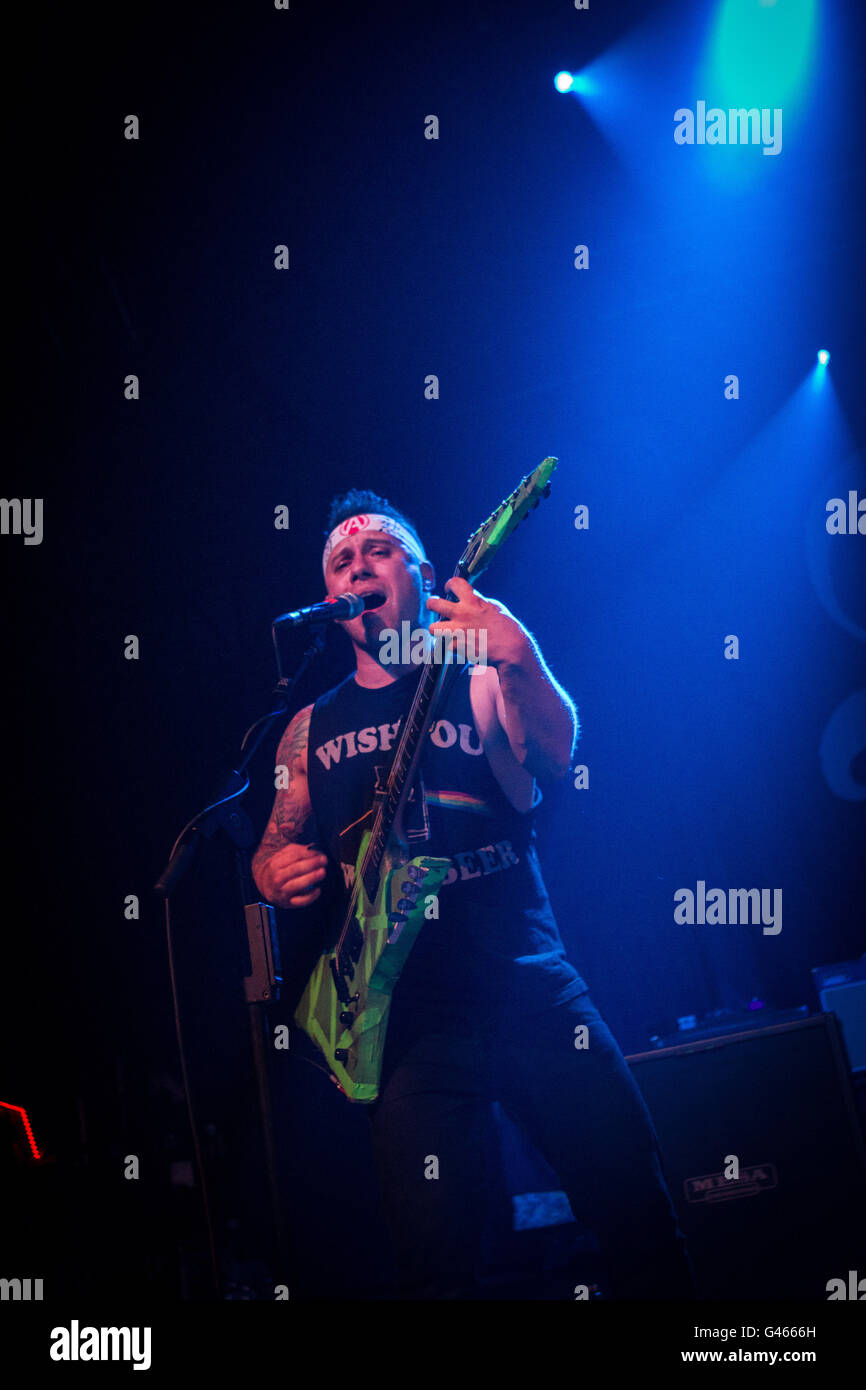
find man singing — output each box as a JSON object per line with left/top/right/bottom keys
{"left": 252, "top": 488, "right": 695, "bottom": 1301}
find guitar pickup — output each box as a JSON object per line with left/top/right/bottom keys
{"left": 346, "top": 920, "right": 364, "bottom": 963}
{"left": 330, "top": 957, "right": 352, "bottom": 1003}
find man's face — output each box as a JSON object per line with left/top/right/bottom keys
{"left": 324, "top": 529, "right": 433, "bottom": 653}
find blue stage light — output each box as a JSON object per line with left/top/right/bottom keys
{"left": 554, "top": 71, "right": 574, "bottom": 93}
{"left": 817, "top": 349, "right": 830, "bottom": 366}
{"left": 708, "top": 0, "right": 816, "bottom": 110}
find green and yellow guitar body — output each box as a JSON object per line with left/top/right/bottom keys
{"left": 294, "top": 830, "right": 451, "bottom": 1103}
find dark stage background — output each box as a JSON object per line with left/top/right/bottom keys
{"left": 3, "top": 0, "right": 865, "bottom": 1304}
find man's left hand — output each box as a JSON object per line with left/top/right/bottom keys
{"left": 427, "top": 577, "right": 529, "bottom": 667}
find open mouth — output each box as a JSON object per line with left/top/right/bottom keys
{"left": 355, "top": 590, "right": 386, "bottom": 611}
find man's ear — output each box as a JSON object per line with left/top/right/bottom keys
{"left": 420, "top": 559, "right": 436, "bottom": 592}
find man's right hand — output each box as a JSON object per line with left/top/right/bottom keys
{"left": 255, "top": 842, "right": 329, "bottom": 909}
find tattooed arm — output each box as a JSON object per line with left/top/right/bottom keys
{"left": 251, "top": 704, "right": 328, "bottom": 909}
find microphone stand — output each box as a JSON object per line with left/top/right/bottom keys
{"left": 154, "top": 621, "right": 327, "bottom": 1297}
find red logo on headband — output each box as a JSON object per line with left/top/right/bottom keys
{"left": 338, "top": 515, "right": 371, "bottom": 536}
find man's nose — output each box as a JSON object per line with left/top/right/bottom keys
{"left": 350, "top": 561, "right": 374, "bottom": 583}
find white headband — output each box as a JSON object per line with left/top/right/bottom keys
{"left": 322, "top": 513, "right": 426, "bottom": 575}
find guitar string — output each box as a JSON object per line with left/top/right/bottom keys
{"left": 332, "top": 609, "right": 463, "bottom": 967}
{"left": 329, "top": 484, "right": 535, "bottom": 973}
{"left": 333, "top": 663, "right": 431, "bottom": 963}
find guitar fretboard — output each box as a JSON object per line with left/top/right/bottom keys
{"left": 360, "top": 647, "right": 457, "bottom": 901}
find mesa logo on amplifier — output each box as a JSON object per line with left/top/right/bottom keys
{"left": 684, "top": 1163, "right": 778, "bottom": 1204}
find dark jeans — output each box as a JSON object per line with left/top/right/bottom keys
{"left": 367, "top": 991, "right": 697, "bottom": 1300}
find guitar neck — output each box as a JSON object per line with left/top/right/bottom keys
{"left": 354, "top": 460, "right": 558, "bottom": 902}
{"left": 360, "top": 630, "right": 460, "bottom": 901}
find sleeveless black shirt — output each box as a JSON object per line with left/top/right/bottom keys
{"left": 305, "top": 663, "right": 587, "bottom": 1038}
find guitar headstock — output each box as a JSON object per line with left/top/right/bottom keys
{"left": 455, "top": 457, "right": 558, "bottom": 583}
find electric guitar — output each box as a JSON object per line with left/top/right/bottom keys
{"left": 294, "top": 458, "right": 559, "bottom": 1102}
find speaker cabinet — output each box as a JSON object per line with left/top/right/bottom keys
{"left": 627, "top": 1013, "right": 866, "bottom": 1299}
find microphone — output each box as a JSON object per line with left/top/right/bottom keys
{"left": 273, "top": 591, "right": 386, "bottom": 627}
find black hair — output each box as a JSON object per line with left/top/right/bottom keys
{"left": 324, "top": 489, "right": 423, "bottom": 550}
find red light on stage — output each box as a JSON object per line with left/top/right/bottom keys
{"left": 1, "top": 1100, "right": 42, "bottom": 1160}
